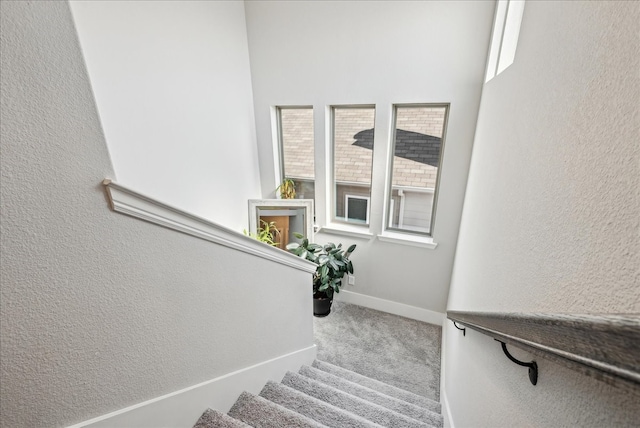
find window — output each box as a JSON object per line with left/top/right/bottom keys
{"left": 486, "top": 0, "right": 526, "bottom": 82}
{"left": 386, "top": 104, "right": 448, "bottom": 236}
{"left": 277, "top": 107, "right": 315, "bottom": 205}
{"left": 345, "top": 195, "right": 370, "bottom": 224}
{"left": 331, "top": 106, "right": 375, "bottom": 225}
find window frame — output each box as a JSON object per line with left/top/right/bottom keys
{"left": 384, "top": 103, "right": 450, "bottom": 238}
{"left": 330, "top": 104, "right": 376, "bottom": 227}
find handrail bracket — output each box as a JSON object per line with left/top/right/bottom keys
{"left": 496, "top": 340, "right": 538, "bottom": 385}
{"left": 452, "top": 321, "right": 466, "bottom": 336}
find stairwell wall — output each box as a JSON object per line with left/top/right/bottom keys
{"left": 0, "top": 2, "right": 314, "bottom": 427}
{"left": 244, "top": 0, "right": 495, "bottom": 315}
{"left": 69, "top": 0, "right": 261, "bottom": 232}
{"left": 444, "top": 1, "right": 640, "bottom": 426}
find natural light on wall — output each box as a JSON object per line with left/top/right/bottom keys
{"left": 485, "top": 0, "right": 526, "bottom": 82}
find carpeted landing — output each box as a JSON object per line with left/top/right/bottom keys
{"left": 194, "top": 302, "right": 443, "bottom": 427}
{"left": 313, "top": 302, "right": 442, "bottom": 401}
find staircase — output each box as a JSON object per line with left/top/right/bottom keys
{"left": 193, "top": 359, "right": 443, "bottom": 428}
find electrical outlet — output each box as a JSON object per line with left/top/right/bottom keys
{"left": 348, "top": 275, "right": 355, "bottom": 286}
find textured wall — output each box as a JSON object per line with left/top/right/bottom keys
{"left": 445, "top": 1, "right": 639, "bottom": 426}
{"left": 0, "top": 2, "right": 313, "bottom": 427}
{"left": 69, "top": 1, "right": 262, "bottom": 232}
{"left": 245, "top": 0, "right": 495, "bottom": 313}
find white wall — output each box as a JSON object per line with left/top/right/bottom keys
{"left": 0, "top": 2, "right": 313, "bottom": 426}
{"left": 245, "top": 0, "right": 495, "bottom": 314}
{"left": 69, "top": 0, "right": 261, "bottom": 231}
{"left": 445, "top": 1, "right": 640, "bottom": 426}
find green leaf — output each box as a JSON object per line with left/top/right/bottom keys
{"left": 347, "top": 244, "right": 356, "bottom": 253}
{"left": 329, "top": 259, "right": 339, "bottom": 271}
{"left": 286, "top": 242, "right": 299, "bottom": 251}
{"left": 293, "top": 232, "right": 304, "bottom": 239}
{"left": 321, "top": 264, "right": 329, "bottom": 277}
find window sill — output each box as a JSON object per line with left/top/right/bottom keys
{"left": 317, "top": 223, "right": 374, "bottom": 240}
{"left": 377, "top": 231, "right": 438, "bottom": 249}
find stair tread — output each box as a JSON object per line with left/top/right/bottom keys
{"left": 282, "top": 371, "right": 438, "bottom": 428}
{"left": 312, "top": 359, "right": 440, "bottom": 413}
{"left": 193, "top": 408, "right": 250, "bottom": 428}
{"left": 299, "top": 365, "right": 442, "bottom": 424}
{"left": 260, "top": 380, "right": 382, "bottom": 428}
{"left": 228, "top": 391, "right": 326, "bottom": 428}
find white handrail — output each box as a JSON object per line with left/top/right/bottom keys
{"left": 102, "top": 179, "right": 316, "bottom": 274}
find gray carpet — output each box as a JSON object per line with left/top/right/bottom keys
{"left": 227, "top": 391, "right": 325, "bottom": 428}
{"left": 281, "top": 371, "right": 437, "bottom": 428}
{"left": 313, "top": 302, "right": 442, "bottom": 401}
{"left": 193, "top": 408, "right": 250, "bottom": 428}
{"left": 200, "top": 361, "right": 442, "bottom": 428}
{"left": 298, "top": 365, "right": 440, "bottom": 420}
{"left": 193, "top": 302, "right": 444, "bottom": 427}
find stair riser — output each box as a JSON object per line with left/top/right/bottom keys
{"left": 299, "top": 365, "right": 440, "bottom": 424}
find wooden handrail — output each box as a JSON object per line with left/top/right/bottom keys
{"left": 447, "top": 311, "right": 640, "bottom": 393}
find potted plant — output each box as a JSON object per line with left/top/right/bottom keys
{"left": 287, "top": 233, "right": 356, "bottom": 317}
{"left": 243, "top": 220, "right": 280, "bottom": 247}
{"left": 276, "top": 178, "right": 296, "bottom": 199}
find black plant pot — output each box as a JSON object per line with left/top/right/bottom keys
{"left": 313, "top": 296, "right": 333, "bottom": 317}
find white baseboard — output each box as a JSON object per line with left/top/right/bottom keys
{"left": 335, "top": 290, "right": 445, "bottom": 326}
{"left": 440, "top": 322, "right": 455, "bottom": 428}
{"left": 441, "top": 385, "right": 455, "bottom": 428}
{"left": 68, "top": 345, "right": 317, "bottom": 428}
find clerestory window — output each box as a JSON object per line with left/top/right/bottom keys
{"left": 485, "top": 0, "right": 526, "bottom": 82}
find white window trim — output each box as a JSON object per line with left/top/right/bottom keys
{"left": 485, "top": 0, "right": 526, "bottom": 82}
{"left": 270, "top": 103, "right": 445, "bottom": 250}
{"left": 318, "top": 223, "right": 374, "bottom": 240}
{"left": 378, "top": 231, "right": 438, "bottom": 249}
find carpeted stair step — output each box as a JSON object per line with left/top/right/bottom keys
{"left": 260, "top": 380, "right": 381, "bottom": 428}
{"left": 298, "top": 365, "right": 443, "bottom": 427}
{"left": 192, "top": 408, "right": 250, "bottom": 428}
{"left": 312, "top": 360, "right": 441, "bottom": 414}
{"left": 228, "top": 391, "right": 325, "bottom": 428}
{"left": 282, "top": 371, "right": 436, "bottom": 428}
